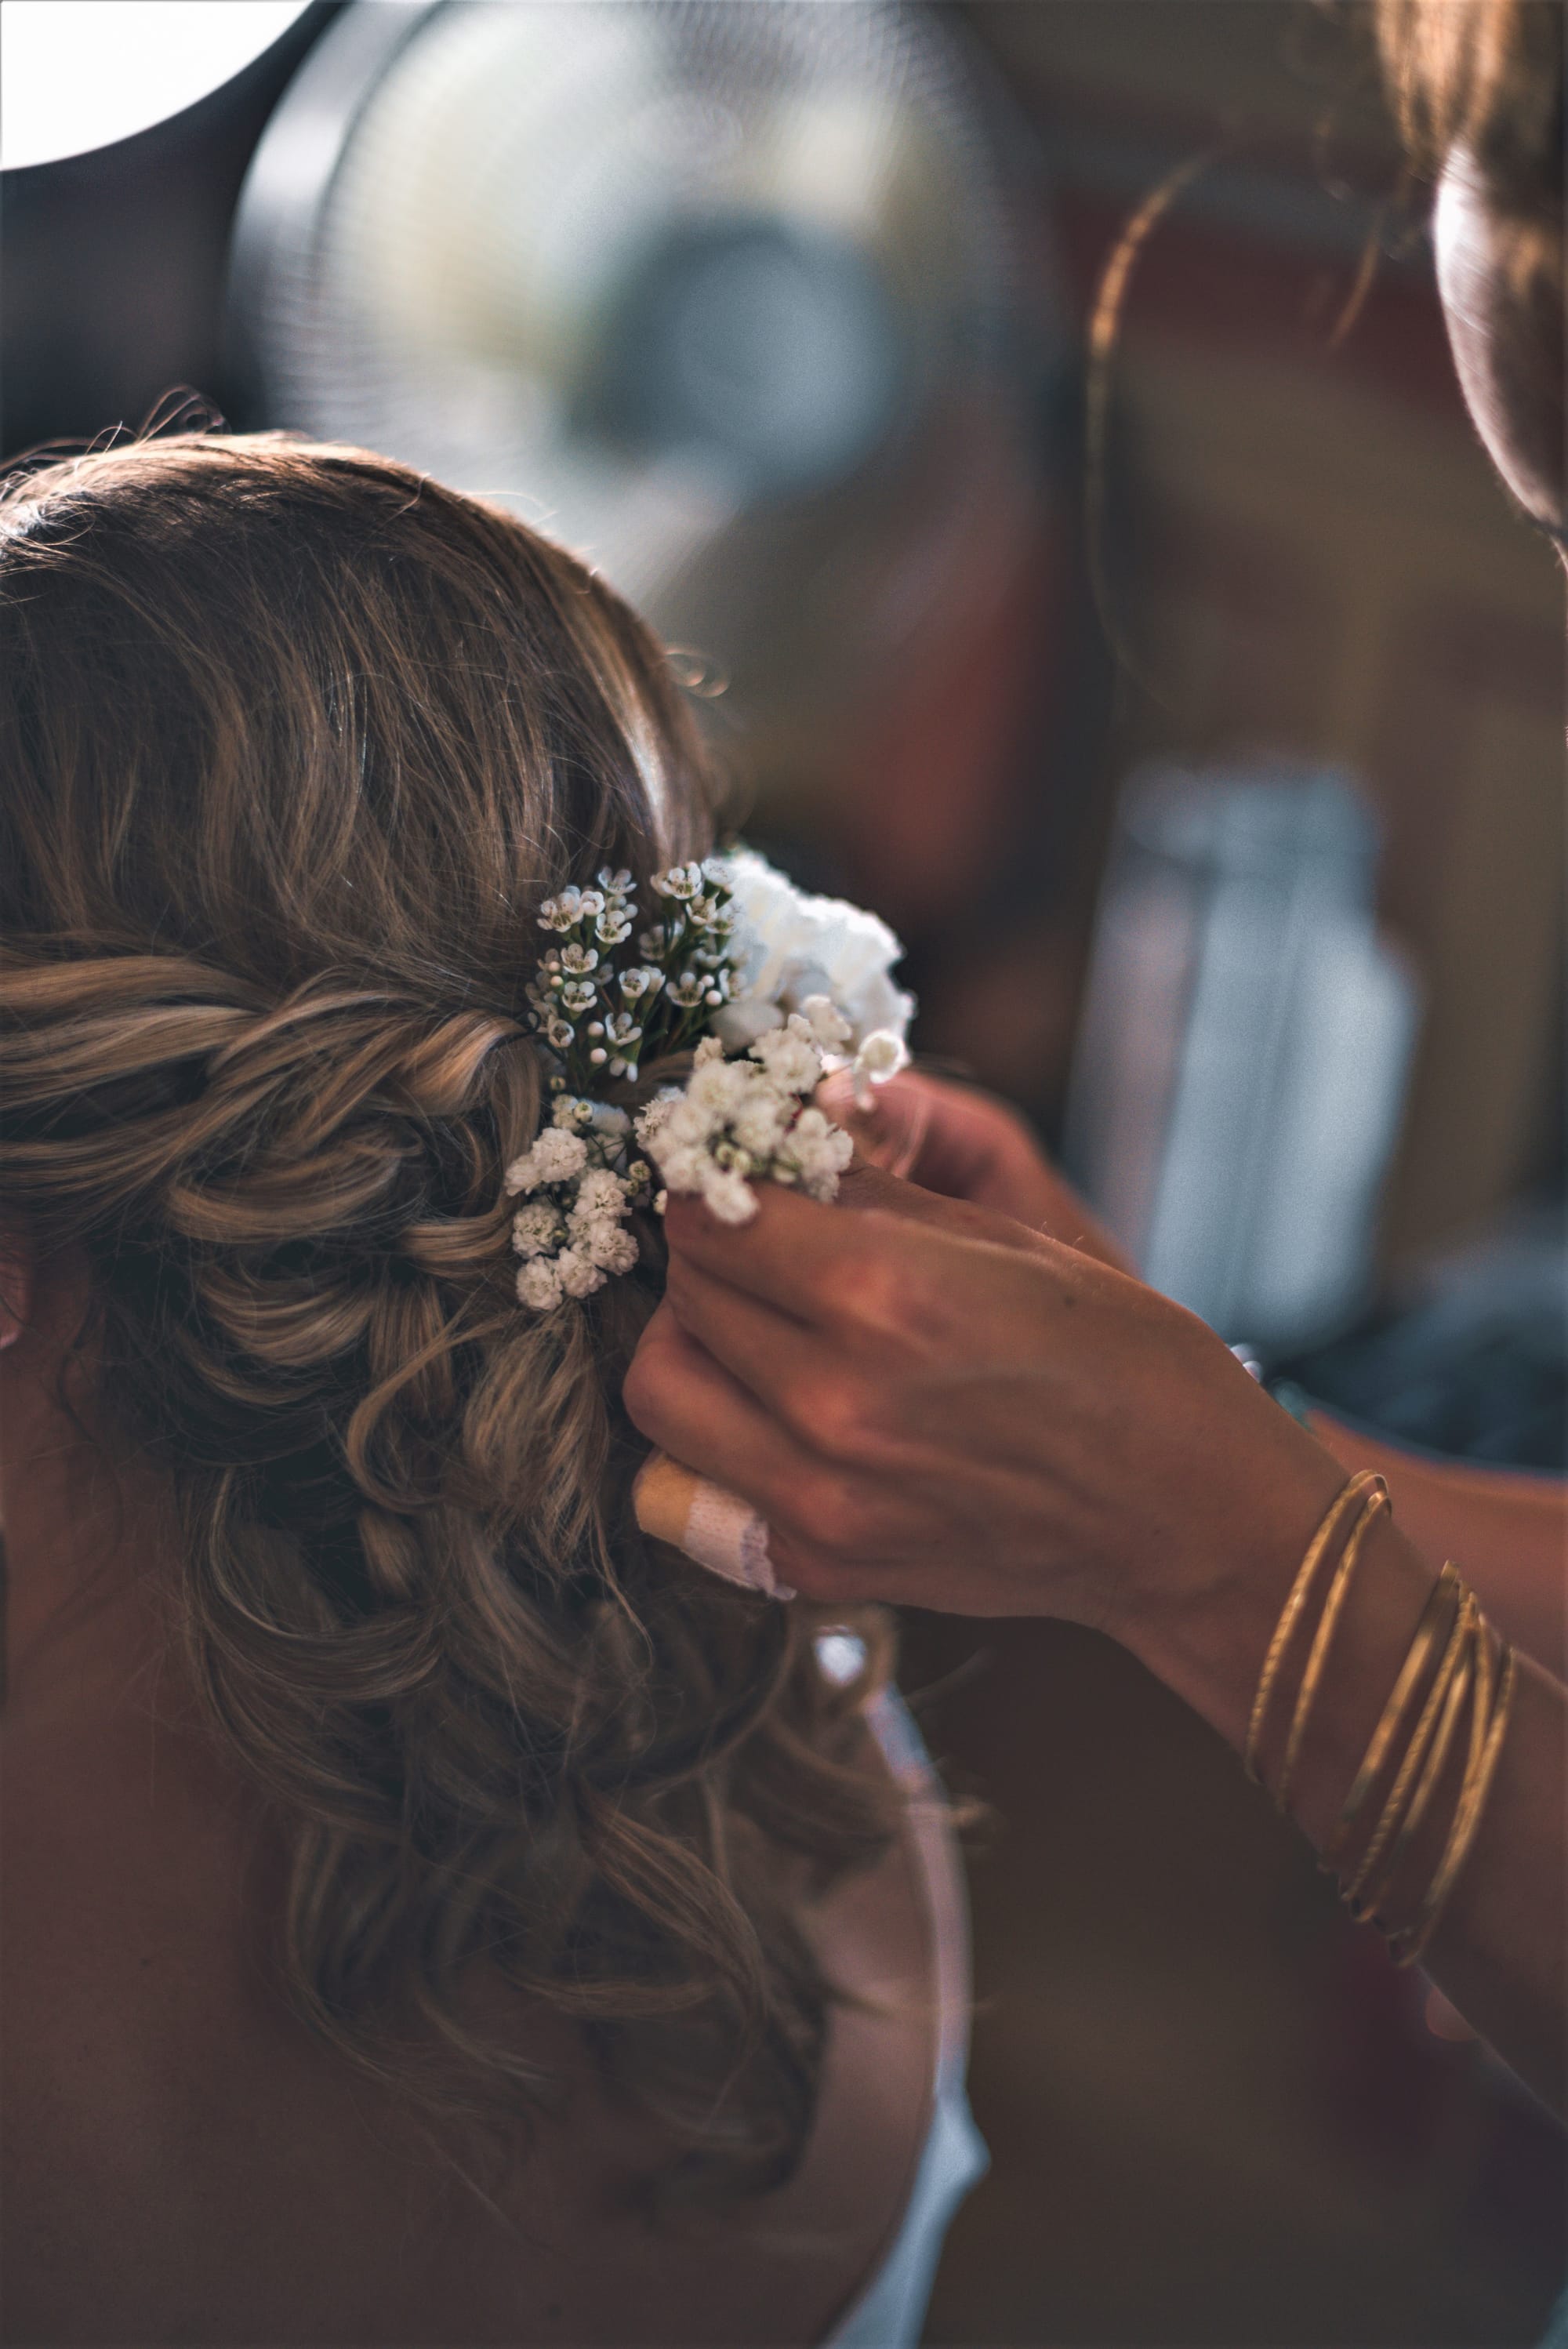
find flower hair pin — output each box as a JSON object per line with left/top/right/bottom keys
{"left": 503, "top": 851, "right": 912, "bottom": 1312}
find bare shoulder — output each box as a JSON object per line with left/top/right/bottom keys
{"left": 0, "top": 1703, "right": 938, "bottom": 2346}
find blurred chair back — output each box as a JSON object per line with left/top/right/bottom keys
{"left": 1066, "top": 763, "right": 1420, "bottom": 1352}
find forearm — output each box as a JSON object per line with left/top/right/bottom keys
{"left": 1126, "top": 1501, "right": 1566, "bottom": 2113}
{"left": 1310, "top": 1410, "right": 1566, "bottom": 1678}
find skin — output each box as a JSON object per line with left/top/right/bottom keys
{"left": 0, "top": 1254, "right": 940, "bottom": 2341}
{"left": 626, "top": 155, "right": 1568, "bottom": 2114}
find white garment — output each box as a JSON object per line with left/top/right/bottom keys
{"left": 819, "top": 1690, "right": 989, "bottom": 2347}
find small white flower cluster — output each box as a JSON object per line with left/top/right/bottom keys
{"left": 510, "top": 849, "right": 913, "bottom": 1308}
{"left": 503, "top": 1092, "right": 651, "bottom": 1310}
{"left": 526, "top": 862, "right": 740, "bottom": 1087}
{"left": 529, "top": 868, "right": 657, "bottom": 1078}
{"left": 635, "top": 1004, "right": 859, "bottom": 1225}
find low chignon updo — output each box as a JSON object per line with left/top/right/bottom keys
{"left": 0, "top": 432, "right": 897, "bottom": 2205}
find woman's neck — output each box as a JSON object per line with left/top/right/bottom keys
{"left": 0, "top": 1311, "right": 180, "bottom": 1730}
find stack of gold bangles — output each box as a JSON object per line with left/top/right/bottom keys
{"left": 1244, "top": 1470, "right": 1517, "bottom": 1970}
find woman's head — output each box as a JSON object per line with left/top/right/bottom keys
{"left": 1375, "top": 0, "right": 1565, "bottom": 537}
{"left": 0, "top": 432, "right": 891, "bottom": 2198}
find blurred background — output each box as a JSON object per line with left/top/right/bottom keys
{"left": 3, "top": 2, "right": 1563, "bottom": 2340}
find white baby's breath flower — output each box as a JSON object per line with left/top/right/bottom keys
{"left": 634, "top": 1090, "right": 682, "bottom": 1153}
{"left": 574, "top": 1166, "right": 628, "bottom": 1219}
{"left": 655, "top": 1128, "right": 717, "bottom": 1191}
{"left": 749, "top": 1018, "right": 822, "bottom": 1096}
{"left": 700, "top": 1165, "right": 760, "bottom": 1225}
{"left": 580, "top": 1221, "right": 639, "bottom": 1274}
{"left": 556, "top": 1247, "right": 606, "bottom": 1299}
{"left": 512, "top": 1200, "right": 564, "bottom": 1258}
{"left": 640, "top": 1022, "right": 851, "bottom": 1226}
{"left": 686, "top": 1055, "right": 752, "bottom": 1120}
{"left": 800, "top": 994, "right": 852, "bottom": 1051}
{"left": 505, "top": 1127, "right": 589, "bottom": 1193}
{"left": 782, "top": 1107, "right": 855, "bottom": 1200}
{"left": 851, "top": 1029, "right": 911, "bottom": 1105}
{"left": 654, "top": 862, "right": 705, "bottom": 902}
{"left": 731, "top": 1087, "right": 791, "bottom": 1160}
{"left": 516, "top": 1256, "right": 564, "bottom": 1310}
{"left": 560, "top": 943, "right": 599, "bottom": 975}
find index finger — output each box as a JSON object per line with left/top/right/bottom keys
{"left": 662, "top": 1160, "right": 1058, "bottom": 1322}
{"left": 661, "top": 1179, "right": 883, "bottom": 1323}
{"left": 662, "top": 1162, "right": 967, "bottom": 1320}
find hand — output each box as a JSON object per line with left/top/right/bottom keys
{"left": 818, "top": 1068, "right": 1132, "bottom": 1272}
{"left": 624, "top": 1168, "right": 1345, "bottom": 1646}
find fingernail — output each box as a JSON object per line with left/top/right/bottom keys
{"left": 633, "top": 1453, "right": 794, "bottom": 1600}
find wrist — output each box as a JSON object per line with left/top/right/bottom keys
{"left": 1113, "top": 1418, "right": 1352, "bottom": 1759}
{"left": 1118, "top": 1449, "right": 1442, "bottom": 1864}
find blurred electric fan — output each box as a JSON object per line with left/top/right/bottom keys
{"left": 229, "top": 0, "right": 1036, "bottom": 743}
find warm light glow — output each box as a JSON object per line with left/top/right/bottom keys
{"left": 1, "top": 1, "right": 313, "bottom": 172}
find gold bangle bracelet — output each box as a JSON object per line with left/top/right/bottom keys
{"left": 1245, "top": 1471, "right": 1381, "bottom": 1784}
{"left": 1342, "top": 1585, "right": 1472, "bottom": 1917}
{"left": 1322, "top": 1561, "right": 1461, "bottom": 1875}
{"left": 1276, "top": 1485, "right": 1388, "bottom": 1817}
{"left": 1392, "top": 1637, "right": 1516, "bottom": 1973}
{"left": 1353, "top": 1593, "right": 1479, "bottom": 1928}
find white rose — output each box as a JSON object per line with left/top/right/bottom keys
{"left": 713, "top": 848, "right": 914, "bottom": 1052}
